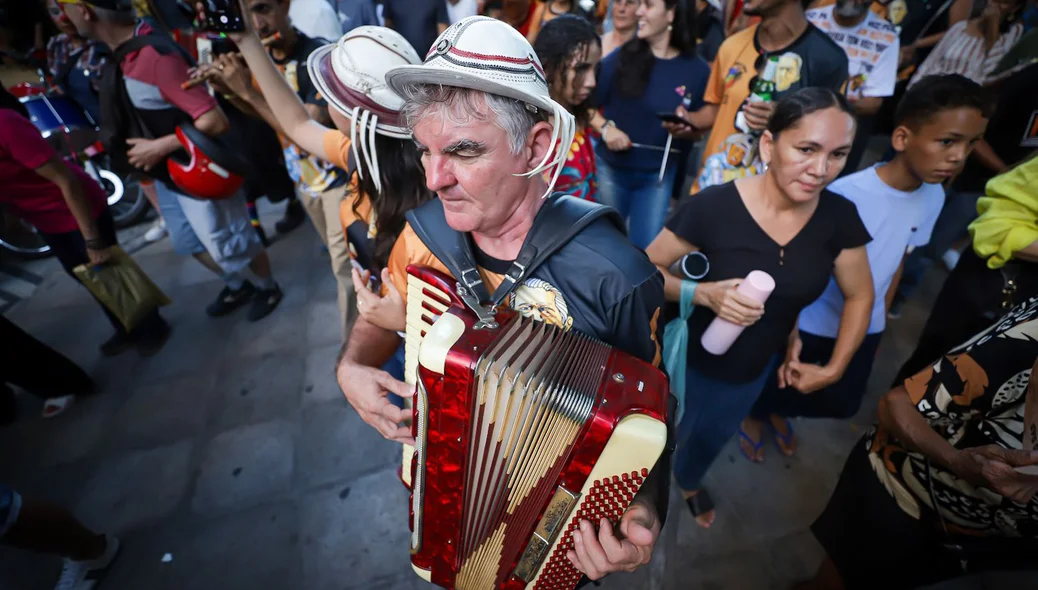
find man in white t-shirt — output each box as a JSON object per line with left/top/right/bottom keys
{"left": 289, "top": 0, "right": 344, "bottom": 40}
{"left": 807, "top": 0, "right": 899, "bottom": 172}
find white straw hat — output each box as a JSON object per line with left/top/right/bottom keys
{"left": 384, "top": 16, "right": 576, "bottom": 199}
{"left": 308, "top": 26, "right": 421, "bottom": 194}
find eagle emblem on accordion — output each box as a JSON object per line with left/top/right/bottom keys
{"left": 402, "top": 265, "right": 669, "bottom": 590}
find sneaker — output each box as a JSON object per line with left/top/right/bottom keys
{"left": 54, "top": 534, "right": 120, "bottom": 590}
{"left": 143, "top": 219, "right": 167, "bottom": 242}
{"left": 247, "top": 284, "right": 283, "bottom": 322}
{"left": 99, "top": 332, "right": 135, "bottom": 357}
{"left": 274, "top": 199, "right": 305, "bottom": 235}
{"left": 205, "top": 282, "right": 256, "bottom": 317}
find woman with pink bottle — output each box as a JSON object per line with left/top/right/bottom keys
{"left": 646, "top": 88, "right": 874, "bottom": 528}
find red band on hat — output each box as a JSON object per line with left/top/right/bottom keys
{"left": 316, "top": 52, "right": 404, "bottom": 128}
{"left": 447, "top": 46, "right": 546, "bottom": 78}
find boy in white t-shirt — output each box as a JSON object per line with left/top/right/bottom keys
{"left": 737, "top": 74, "right": 993, "bottom": 462}
{"left": 807, "top": 0, "right": 899, "bottom": 172}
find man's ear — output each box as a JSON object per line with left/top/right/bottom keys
{"left": 891, "top": 124, "right": 910, "bottom": 154}
{"left": 524, "top": 119, "right": 556, "bottom": 171}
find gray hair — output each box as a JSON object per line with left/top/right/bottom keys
{"left": 92, "top": 6, "right": 137, "bottom": 25}
{"left": 399, "top": 84, "right": 549, "bottom": 154}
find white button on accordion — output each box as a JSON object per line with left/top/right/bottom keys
{"left": 401, "top": 265, "right": 669, "bottom": 590}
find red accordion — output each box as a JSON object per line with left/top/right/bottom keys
{"left": 403, "top": 266, "right": 669, "bottom": 590}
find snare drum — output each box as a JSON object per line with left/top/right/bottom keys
{"left": 19, "top": 94, "right": 97, "bottom": 138}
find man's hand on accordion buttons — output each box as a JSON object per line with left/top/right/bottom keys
{"left": 337, "top": 364, "right": 415, "bottom": 445}
{"left": 352, "top": 268, "right": 406, "bottom": 332}
{"left": 567, "top": 499, "right": 660, "bottom": 580}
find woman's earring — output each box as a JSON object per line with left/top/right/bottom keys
{"left": 667, "top": 24, "right": 673, "bottom": 31}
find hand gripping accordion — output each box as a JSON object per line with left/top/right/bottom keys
{"left": 403, "top": 266, "right": 669, "bottom": 589}
{"left": 166, "top": 123, "right": 250, "bottom": 200}
{"left": 384, "top": 16, "right": 577, "bottom": 200}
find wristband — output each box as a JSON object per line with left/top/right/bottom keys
{"left": 85, "top": 238, "right": 108, "bottom": 250}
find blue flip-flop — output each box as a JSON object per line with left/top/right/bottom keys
{"left": 769, "top": 417, "right": 797, "bottom": 456}
{"left": 737, "top": 427, "right": 765, "bottom": 463}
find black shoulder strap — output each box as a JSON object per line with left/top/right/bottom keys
{"left": 346, "top": 150, "right": 358, "bottom": 179}
{"left": 406, "top": 194, "right": 624, "bottom": 311}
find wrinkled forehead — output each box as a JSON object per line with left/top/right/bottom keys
{"left": 408, "top": 90, "right": 502, "bottom": 144}
{"left": 411, "top": 103, "right": 507, "bottom": 150}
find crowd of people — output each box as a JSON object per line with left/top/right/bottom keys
{"left": 2, "top": 0, "right": 1038, "bottom": 588}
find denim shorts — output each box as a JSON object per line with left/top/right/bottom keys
{"left": 0, "top": 484, "right": 21, "bottom": 539}
{"left": 154, "top": 182, "right": 263, "bottom": 274}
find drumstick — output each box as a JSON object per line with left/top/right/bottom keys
{"left": 180, "top": 32, "right": 282, "bottom": 90}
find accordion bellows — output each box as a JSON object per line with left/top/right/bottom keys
{"left": 404, "top": 266, "right": 669, "bottom": 590}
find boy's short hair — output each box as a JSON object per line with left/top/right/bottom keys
{"left": 894, "top": 74, "right": 994, "bottom": 130}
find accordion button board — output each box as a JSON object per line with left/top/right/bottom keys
{"left": 403, "top": 266, "right": 669, "bottom": 590}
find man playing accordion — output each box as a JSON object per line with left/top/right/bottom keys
{"left": 335, "top": 16, "right": 669, "bottom": 582}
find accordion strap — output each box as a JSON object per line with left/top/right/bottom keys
{"left": 406, "top": 194, "right": 624, "bottom": 314}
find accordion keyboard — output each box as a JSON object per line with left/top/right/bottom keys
{"left": 401, "top": 273, "right": 453, "bottom": 490}
{"left": 405, "top": 273, "right": 452, "bottom": 386}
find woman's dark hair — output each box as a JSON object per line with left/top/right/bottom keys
{"left": 0, "top": 87, "right": 30, "bottom": 119}
{"left": 766, "top": 87, "right": 855, "bottom": 137}
{"left": 616, "top": 0, "right": 696, "bottom": 99}
{"left": 353, "top": 134, "right": 434, "bottom": 269}
{"left": 533, "top": 14, "right": 600, "bottom": 126}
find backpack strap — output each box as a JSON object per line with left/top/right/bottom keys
{"left": 406, "top": 194, "right": 624, "bottom": 324}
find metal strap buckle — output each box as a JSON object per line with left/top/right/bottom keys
{"left": 459, "top": 268, "right": 483, "bottom": 289}
{"left": 456, "top": 282, "right": 498, "bottom": 330}
{"left": 504, "top": 261, "right": 527, "bottom": 284}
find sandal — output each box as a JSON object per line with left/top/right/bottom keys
{"left": 738, "top": 426, "right": 765, "bottom": 463}
{"left": 42, "top": 395, "right": 74, "bottom": 419}
{"left": 685, "top": 489, "right": 715, "bottom": 528}
{"left": 769, "top": 416, "right": 797, "bottom": 457}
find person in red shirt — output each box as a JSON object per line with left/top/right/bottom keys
{"left": 0, "top": 90, "right": 170, "bottom": 357}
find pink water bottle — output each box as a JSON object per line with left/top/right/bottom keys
{"left": 700, "top": 270, "right": 775, "bottom": 356}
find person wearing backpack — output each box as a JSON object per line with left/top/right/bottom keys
{"left": 63, "top": 0, "right": 284, "bottom": 322}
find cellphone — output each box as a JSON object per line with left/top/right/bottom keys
{"left": 203, "top": 0, "right": 246, "bottom": 33}
{"left": 656, "top": 112, "right": 689, "bottom": 126}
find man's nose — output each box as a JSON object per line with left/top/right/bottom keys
{"left": 425, "top": 155, "right": 456, "bottom": 192}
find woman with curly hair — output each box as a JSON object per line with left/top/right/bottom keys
{"left": 533, "top": 14, "right": 602, "bottom": 201}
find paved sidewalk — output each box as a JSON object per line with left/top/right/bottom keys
{"left": 0, "top": 204, "right": 1034, "bottom": 590}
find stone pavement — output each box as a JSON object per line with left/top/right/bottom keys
{"left": 1, "top": 202, "right": 1035, "bottom": 590}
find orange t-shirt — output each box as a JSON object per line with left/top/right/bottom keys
{"left": 387, "top": 223, "right": 506, "bottom": 308}
{"left": 322, "top": 129, "right": 363, "bottom": 235}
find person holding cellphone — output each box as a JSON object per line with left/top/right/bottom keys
{"left": 589, "top": 0, "right": 709, "bottom": 249}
